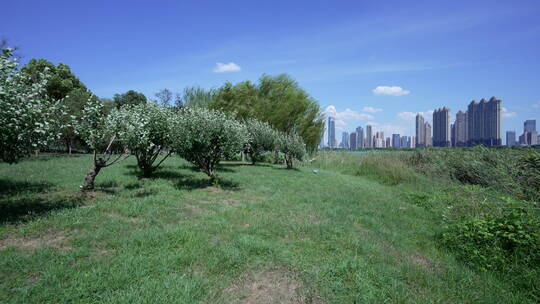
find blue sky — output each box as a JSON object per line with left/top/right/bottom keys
{"left": 2, "top": 0, "right": 540, "bottom": 143}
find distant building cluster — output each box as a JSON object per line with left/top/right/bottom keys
{"left": 323, "top": 96, "right": 537, "bottom": 150}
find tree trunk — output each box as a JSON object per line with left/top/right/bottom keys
{"left": 80, "top": 164, "right": 103, "bottom": 191}
{"left": 285, "top": 153, "right": 293, "bottom": 169}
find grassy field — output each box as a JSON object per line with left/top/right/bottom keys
{"left": 0, "top": 154, "right": 536, "bottom": 303}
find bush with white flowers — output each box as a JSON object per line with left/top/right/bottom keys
{"left": 244, "top": 118, "right": 277, "bottom": 164}
{"left": 277, "top": 131, "right": 306, "bottom": 169}
{"left": 112, "top": 103, "right": 173, "bottom": 177}
{"left": 0, "top": 48, "right": 63, "bottom": 163}
{"left": 171, "top": 107, "right": 248, "bottom": 181}
{"left": 75, "top": 97, "right": 126, "bottom": 191}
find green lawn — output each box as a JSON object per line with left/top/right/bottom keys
{"left": 0, "top": 154, "right": 533, "bottom": 303}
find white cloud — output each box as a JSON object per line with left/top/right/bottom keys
{"left": 362, "top": 106, "right": 382, "bottom": 113}
{"left": 324, "top": 105, "right": 374, "bottom": 121}
{"left": 533, "top": 101, "right": 540, "bottom": 108}
{"left": 213, "top": 62, "right": 241, "bottom": 73}
{"left": 501, "top": 107, "right": 517, "bottom": 118}
{"left": 372, "top": 86, "right": 410, "bottom": 96}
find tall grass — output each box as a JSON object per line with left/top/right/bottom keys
{"left": 312, "top": 151, "right": 418, "bottom": 185}
{"left": 311, "top": 148, "right": 540, "bottom": 301}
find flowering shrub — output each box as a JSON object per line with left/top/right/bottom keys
{"left": 0, "top": 48, "right": 62, "bottom": 163}
{"left": 277, "top": 131, "right": 306, "bottom": 169}
{"left": 171, "top": 107, "right": 248, "bottom": 181}
{"left": 244, "top": 118, "right": 277, "bottom": 164}
{"left": 75, "top": 96, "right": 126, "bottom": 190}
{"left": 112, "top": 103, "right": 173, "bottom": 177}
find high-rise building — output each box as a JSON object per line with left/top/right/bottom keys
{"left": 341, "top": 132, "right": 349, "bottom": 149}
{"left": 524, "top": 120, "right": 536, "bottom": 132}
{"left": 451, "top": 123, "right": 456, "bottom": 147}
{"left": 519, "top": 119, "right": 537, "bottom": 146}
{"left": 349, "top": 132, "right": 357, "bottom": 150}
{"left": 424, "top": 122, "right": 432, "bottom": 146}
{"left": 416, "top": 114, "right": 426, "bottom": 147}
{"left": 401, "top": 136, "right": 408, "bottom": 148}
{"left": 433, "top": 107, "right": 451, "bottom": 147}
{"left": 466, "top": 97, "right": 501, "bottom": 146}
{"left": 385, "top": 137, "right": 391, "bottom": 148}
{"left": 392, "top": 134, "right": 401, "bottom": 148}
{"left": 506, "top": 131, "right": 516, "bottom": 146}
{"left": 327, "top": 117, "right": 336, "bottom": 148}
{"left": 454, "top": 110, "right": 467, "bottom": 147}
{"left": 356, "top": 126, "right": 364, "bottom": 149}
{"left": 366, "top": 125, "right": 373, "bottom": 148}
{"left": 409, "top": 136, "right": 416, "bottom": 148}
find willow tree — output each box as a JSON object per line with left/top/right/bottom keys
{"left": 211, "top": 74, "right": 324, "bottom": 152}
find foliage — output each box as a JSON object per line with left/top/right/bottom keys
{"left": 210, "top": 74, "right": 324, "bottom": 152}
{"left": 244, "top": 118, "right": 277, "bottom": 164}
{"left": 408, "top": 146, "right": 540, "bottom": 201}
{"left": 113, "top": 90, "right": 147, "bottom": 109}
{"left": 112, "top": 103, "right": 173, "bottom": 177}
{"left": 277, "top": 131, "right": 306, "bottom": 169}
{"left": 20, "top": 58, "right": 87, "bottom": 100}
{"left": 170, "top": 107, "right": 248, "bottom": 180}
{"left": 0, "top": 48, "right": 63, "bottom": 163}
{"left": 20, "top": 58, "right": 92, "bottom": 153}
{"left": 181, "top": 86, "right": 216, "bottom": 108}
{"left": 442, "top": 206, "right": 540, "bottom": 272}
{"left": 75, "top": 95, "right": 127, "bottom": 190}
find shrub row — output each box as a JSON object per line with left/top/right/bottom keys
{"left": 76, "top": 99, "right": 307, "bottom": 190}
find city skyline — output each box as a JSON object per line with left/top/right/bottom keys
{"left": 323, "top": 96, "right": 537, "bottom": 148}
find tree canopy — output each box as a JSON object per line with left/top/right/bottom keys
{"left": 113, "top": 90, "right": 147, "bottom": 109}
{"left": 0, "top": 49, "right": 62, "bottom": 163}
{"left": 21, "top": 58, "right": 87, "bottom": 100}
{"left": 210, "top": 74, "right": 324, "bottom": 152}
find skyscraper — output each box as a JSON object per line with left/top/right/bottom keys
{"left": 401, "top": 136, "right": 408, "bottom": 148}
{"left": 327, "top": 117, "right": 336, "bottom": 148}
{"left": 455, "top": 110, "right": 467, "bottom": 147}
{"left": 424, "top": 122, "right": 432, "bottom": 146}
{"left": 349, "top": 132, "right": 357, "bottom": 150}
{"left": 366, "top": 125, "right": 373, "bottom": 148}
{"left": 524, "top": 120, "right": 536, "bottom": 132}
{"left": 385, "top": 137, "right": 391, "bottom": 148}
{"left": 409, "top": 136, "right": 416, "bottom": 148}
{"left": 356, "top": 126, "right": 364, "bottom": 149}
{"left": 467, "top": 97, "right": 501, "bottom": 146}
{"left": 415, "top": 114, "right": 425, "bottom": 147}
{"left": 506, "top": 131, "right": 516, "bottom": 146}
{"left": 341, "top": 132, "right": 349, "bottom": 149}
{"left": 392, "top": 134, "right": 401, "bottom": 148}
{"left": 521, "top": 119, "right": 538, "bottom": 146}
{"left": 433, "top": 107, "right": 451, "bottom": 147}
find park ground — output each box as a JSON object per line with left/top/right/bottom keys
{"left": 0, "top": 154, "right": 534, "bottom": 303}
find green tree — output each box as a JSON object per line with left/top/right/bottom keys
{"left": 244, "top": 118, "right": 277, "bottom": 164}
{"left": 211, "top": 74, "right": 324, "bottom": 152}
{"left": 21, "top": 58, "right": 87, "bottom": 100}
{"left": 76, "top": 97, "right": 127, "bottom": 191}
{"left": 113, "top": 103, "right": 174, "bottom": 177}
{"left": 21, "top": 59, "right": 91, "bottom": 153}
{"left": 181, "top": 86, "right": 216, "bottom": 108}
{"left": 113, "top": 90, "right": 147, "bottom": 109}
{"left": 170, "top": 108, "right": 248, "bottom": 182}
{"left": 0, "top": 48, "right": 63, "bottom": 163}
{"left": 277, "top": 131, "right": 306, "bottom": 169}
